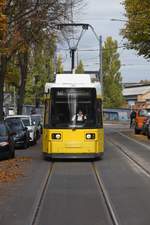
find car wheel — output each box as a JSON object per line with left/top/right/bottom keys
{"left": 36, "top": 131, "right": 39, "bottom": 140}
{"left": 23, "top": 140, "right": 28, "bottom": 149}
{"left": 135, "top": 127, "right": 140, "bottom": 134}
{"left": 9, "top": 146, "right": 15, "bottom": 159}
{"left": 142, "top": 127, "right": 146, "bottom": 135}
{"left": 27, "top": 140, "right": 30, "bottom": 148}
{"left": 33, "top": 136, "right": 37, "bottom": 145}
{"left": 11, "top": 149, "right": 15, "bottom": 158}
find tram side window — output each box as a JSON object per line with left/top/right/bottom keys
{"left": 96, "top": 100, "right": 103, "bottom": 127}
{"left": 44, "top": 100, "right": 50, "bottom": 127}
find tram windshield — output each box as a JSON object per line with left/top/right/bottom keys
{"left": 49, "top": 88, "right": 101, "bottom": 128}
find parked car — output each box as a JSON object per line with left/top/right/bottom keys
{"left": 5, "top": 117, "right": 29, "bottom": 149}
{"left": 135, "top": 109, "right": 150, "bottom": 134}
{"left": 142, "top": 116, "right": 150, "bottom": 135}
{"left": 145, "top": 118, "right": 150, "bottom": 139}
{"left": 0, "top": 121, "right": 15, "bottom": 159}
{"left": 30, "top": 114, "right": 43, "bottom": 138}
{"left": 5, "top": 115, "right": 37, "bottom": 144}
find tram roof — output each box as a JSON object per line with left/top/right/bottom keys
{"left": 45, "top": 74, "right": 102, "bottom": 96}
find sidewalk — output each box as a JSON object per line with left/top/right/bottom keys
{"left": 104, "top": 120, "right": 130, "bottom": 128}
{"left": 120, "top": 127, "right": 150, "bottom": 145}
{"left": 104, "top": 120, "right": 150, "bottom": 145}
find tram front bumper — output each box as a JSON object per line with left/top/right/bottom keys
{"left": 43, "top": 152, "right": 103, "bottom": 159}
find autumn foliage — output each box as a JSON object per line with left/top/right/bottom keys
{"left": 122, "top": 0, "right": 150, "bottom": 59}
{"left": 0, "top": 0, "right": 7, "bottom": 52}
{"left": 0, "top": 0, "right": 83, "bottom": 119}
{"left": 0, "top": 157, "right": 32, "bottom": 183}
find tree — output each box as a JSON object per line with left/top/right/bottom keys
{"left": 0, "top": 0, "right": 84, "bottom": 119}
{"left": 0, "top": 0, "right": 8, "bottom": 120}
{"left": 102, "top": 37, "right": 123, "bottom": 108}
{"left": 122, "top": 0, "right": 150, "bottom": 59}
{"left": 75, "top": 60, "right": 84, "bottom": 74}
{"left": 13, "top": 1, "right": 69, "bottom": 114}
{"left": 24, "top": 38, "right": 55, "bottom": 106}
{"left": 0, "top": 0, "right": 7, "bottom": 48}
{"left": 17, "top": 48, "right": 29, "bottom": 114}
{"left": 57, "top": 54, "right": 64, "bottom": 74}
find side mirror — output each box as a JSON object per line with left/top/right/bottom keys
{"left": 32, "top": 121, "right": 36, "bottom": 125}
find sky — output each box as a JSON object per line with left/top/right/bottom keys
{"left": 57, "top": 0, "right": 150, "bottom": 83}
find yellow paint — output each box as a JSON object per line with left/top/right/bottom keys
{"left": 43, "top": 128, "right": 104, "bottom": 154}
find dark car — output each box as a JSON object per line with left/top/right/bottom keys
{"left": 5, "top": 118, "right": 29, "bottom": 149}
{"left": 0, "top": 121, "right": 15, "bottom": 160}
{"left": 135, "top": 109, "right": 150, "bottom": 134}
{"left": 142, "top": 116, "right": 150, "bottom": 135}
{"left": 146, "top": 118, "right": 150, "bottom": 139}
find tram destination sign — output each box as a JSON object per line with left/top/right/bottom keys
{"left": 53, "top": 88, "right": 94, "bottom": 97}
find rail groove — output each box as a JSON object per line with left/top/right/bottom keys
{"left": 29, "top": 162, "right": 54, "bottom": 225}
{"left": 92, "top": 163, "right": 120, "bottom": 225}
{"left": 109, "top": 138, "right": 150, "bottom": 178}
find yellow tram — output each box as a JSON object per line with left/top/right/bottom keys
{"left": 42, "top": 74, "right": 104, "bottom": 159}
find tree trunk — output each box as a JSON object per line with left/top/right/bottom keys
{"left": 17, "top": 51, "right": 28, "bottom": 114}
{"left": 0, "top": 55, "right": 7, "bottom": 121}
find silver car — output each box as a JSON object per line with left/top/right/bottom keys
{"left": 30, "top": 114, "right": 43, "bottom": 139}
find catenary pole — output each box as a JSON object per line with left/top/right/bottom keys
{"left": 99, "top": 35, "right": 103, "bottom": 94}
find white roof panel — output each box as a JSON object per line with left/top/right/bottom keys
{"left": 56, "top": 74, "right": 91, "bottom": 84}
{"left": 45, "top": 74, "right": 102, "bottom": 96}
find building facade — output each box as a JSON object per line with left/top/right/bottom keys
{"left": 123, "top": 84, "right": 150, "bottom": 109}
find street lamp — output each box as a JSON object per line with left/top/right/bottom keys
{"left": 111, "top": 18, "right": 150, "bottom": 36}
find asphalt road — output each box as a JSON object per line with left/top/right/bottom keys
{"left": 0, "top": 124, "right": 150, "bottom": 225}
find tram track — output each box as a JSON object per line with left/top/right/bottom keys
{"left": 108, "top": 137, "right": 150, "bottom": 179}
{"left": 30, "top": 160, "right": 120, "bottom": 225}
{"left": 29, "top": 162, "right": 54, "bottom": 225}
{"left": 91, "top": 162, "right": 120, "bottom": 225}
{"left": 29, "top": 159, "right": 120, "bottom": 225}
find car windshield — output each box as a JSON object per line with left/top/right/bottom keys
{"left": 21, "top": 118, "right": 30, "bottom": 126}
{"left": 147, "top": 109, "right": 150, "bottom": 116}
{"left": 50, "top": 88, "right": 97, "bottom": 128}
{"left": 0, "top": 123, "right": 7, "bottom": 137}
{"left": 139, "top": 109, "right": 150, "bottom": 117}
{"left": 6, "top": 119, "right": 23, "bottom": 132}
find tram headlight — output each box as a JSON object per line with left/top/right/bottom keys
{"left": 52, "top": 133, "right": 61, "bottom": 140}
{"left": 86, "top": 133, "right": 95, "bottom": 140}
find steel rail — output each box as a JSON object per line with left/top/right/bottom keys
{"left": 92, "top": 163, "right": 120, "bottom": 225}
{"left": 108, "top": 138, "right": 150, "bottom": 178}
{"left": 29, "top": 162, "right": 54, "bottom": 225}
